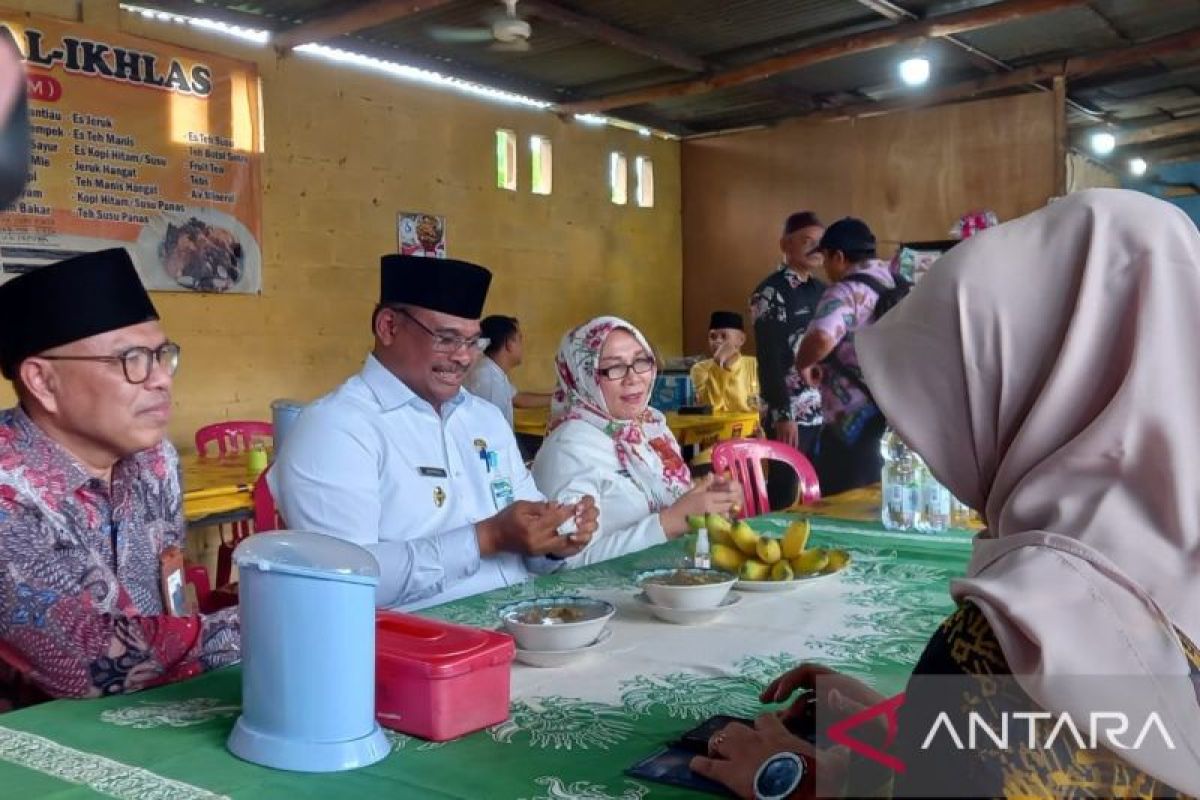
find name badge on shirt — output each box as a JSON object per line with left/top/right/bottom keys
{"left": 160, "top": 546, "right": 195, "bottom": 616}
{"left": 489, "top": 477, "right": 515, "bottom": 511}
{"left": 418, "top": 466, "right": 448, "bottom": 478}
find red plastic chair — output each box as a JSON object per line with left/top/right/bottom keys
{"left": 194, "top": 421, "right": 273, "bottom": 458}
{"left": 193, "top": 421, "right": 271, "bottom": 597}
{"left": 184, "top": 565, "right": 212, "bottom": 611}
{"left": 188, "top": 470, "right": 284, "bottom": 614}
{"left": 711, "top": 438, "right": 821, "bottom": 518}
{"left": 252, "top": 468, "right": 285, "bottom": 533}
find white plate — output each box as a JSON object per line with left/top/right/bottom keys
{"left": 734, "top": 570, "right": 841, "bottom": 592}
{"left": 636, "top": 592, "right": 742, "bottom": 625}
{"left": 135, "top": 206, "right": 262, "bottom": 293}
{"left": 513, "top": 628, "right": 612, "bottom": 668}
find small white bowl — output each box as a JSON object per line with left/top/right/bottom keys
{"left": 498, "top": 596, "right": 615, "bottom": 652}
{"left": 514, "top": 629, "right": 612, "bottom": 668}
{"left": 636, "top": 592, "right": 742, "bottom": 625}
{"left": 635, "top": 568, "right": 737, "bottom": 610}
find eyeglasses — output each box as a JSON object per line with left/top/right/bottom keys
{"left": 396, "top": 308, "right": 489, "bottom": 354}
{"left": 597, "top": 356, "right": 655, "bottom": 381}
{"left": 39, "top": 342, "right": 181, "bottom": 384}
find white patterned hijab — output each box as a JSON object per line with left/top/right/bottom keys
{"left": 858, "top": 189, "right": 1200, "bottom": 791}
{"left": 548, "top": 316, "right": 690, "bottom": 511}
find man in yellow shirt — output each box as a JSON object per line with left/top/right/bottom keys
{"left": 690, "top": 311, "right": 760, "bottom": 415}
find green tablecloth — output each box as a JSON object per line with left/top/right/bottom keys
{"left": 0, "top": 516, "right": 973, "bottom": 800}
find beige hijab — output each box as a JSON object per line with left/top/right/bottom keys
{"left": 858, "top": 189, "right": 1200, "bottom": 790}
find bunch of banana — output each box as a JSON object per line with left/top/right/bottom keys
{"left": 687, "top": 515, "right": 850, "bottom": 582}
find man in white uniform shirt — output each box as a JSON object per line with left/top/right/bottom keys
{"left": 464, "top": 316, "right": 551, "bottom": 428}
{"left": 271, "top": 255, "right": 597, "bottom": 610}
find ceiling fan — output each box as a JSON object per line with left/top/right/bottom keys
{"left": 428, "top": 0, "right": 533, "bottom": 52}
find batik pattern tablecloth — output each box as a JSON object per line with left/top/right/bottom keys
{"left": 0, "top": 515, "right": 972, "bottom": 799}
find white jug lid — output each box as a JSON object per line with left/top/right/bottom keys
{"left": 234, "top": 531, "right": 379, "bottom": 586}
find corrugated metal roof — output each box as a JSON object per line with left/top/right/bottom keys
{"left": 577, "top": 0, "right": 878, "bottom": 61}
{"left": 139, "top": 0, "right": 1200, "bottom": 156}
{"left": 954, "top": 6, "right": 1126, "bottom": 64}
{"left": 1089, "top": 0, "right": 1200, "bottom": 42}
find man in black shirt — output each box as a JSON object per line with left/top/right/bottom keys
{"left": 749, "top": 211, "right": 826, "bottom": 507}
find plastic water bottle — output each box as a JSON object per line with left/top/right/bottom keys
{"left": 880, "top": 429, "right": 920, "bottom": 530}
{"left": 950, "top": 496, "right": 973, "bottom": 530}
{"left": 692, "top": 527, "right": 711, "bottom": 570}
{"left": 918, "top": 465, "right": 951, "bottom": 533}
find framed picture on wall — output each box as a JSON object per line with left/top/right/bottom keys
{"left": 398, "top": 212, "right": 446, "bottom": 258}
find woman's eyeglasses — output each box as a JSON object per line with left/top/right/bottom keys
{"left": 597, "top": 356, "right": 655, "bottom": 381}
{"left": 40, "top": 342, "right": 182, "bottom": 384}
{"left": 396, "top": 308, "right": 490, "bottom": 354}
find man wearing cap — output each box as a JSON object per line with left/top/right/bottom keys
{"left": 271, "top": 255, "right": 598, "bottom": 611}
{"left": 795, "top": 218, "right": 894, "bottom": 494}
{"left": 689, "top": 311, "right": 760, "bottom": 416}
{"left": 0, "top": 249, "right": 240, "bottom": 709}
{"left": 749, "top": 212, "right": 826, "bottom": 506}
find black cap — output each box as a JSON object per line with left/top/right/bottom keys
{"left": 819, "top": 217, "right": 876, "bottom": 257}
{"left": 708, "top": 311, "right": 744, "bottom": 331}
{"left": 0, "top": 248, "right": 159, "bottom": 379}
{"left": 783, "top": 211, "right": 823, "bottom": 236}
{"left": 380, "top": 254, "right": 492, "bottom": 319}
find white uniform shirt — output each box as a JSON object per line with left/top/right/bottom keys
{"left": 270, "top": 355, "right": 547, "bottom": 610}
{"left": 464, "top": 355, "right": 517, "bottom": 427}
{"left": 532, "top": 419, "right": 669, "bottom": 568}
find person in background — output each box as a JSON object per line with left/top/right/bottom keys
{"left": 693, "top": 189, "right": 1200, "bottom": 799}
{"left": 533, "top": 316, "right": 742, "bottom": 567}
{"left": 689, "top": 311, "right": 760, "bottom": 416}
{"left": 0, "top": 249, "right": 239, "bottom": 710}
{"left": 794, "top": 218, "right": 891, "bottom": 495}
{"left": 0, "top": 32, "right": 29, "bottom": 209}
{"left": 464, "top": 315, "right": 552, "bottom": 428}
{"left": 750, "top": 211, "right": 825, "bottom": 507}
{"left": 271, "top": 255, "right": 598, "bottom": 611}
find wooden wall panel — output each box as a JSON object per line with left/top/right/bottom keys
{"left": 681, "top": 92, "right": 1058, "bottom": 353}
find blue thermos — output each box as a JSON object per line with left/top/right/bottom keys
{"left": 270, "top": 399, "right": 304, "bottom": 457}
{"left": 227, "top": 531, "right": 390, "bottom": 772}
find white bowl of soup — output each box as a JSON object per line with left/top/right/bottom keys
{"left": 636, "top": 568, "right": 737, "bottom": 610}
{"left": 498, "top": 596, "right": 616, "bottom": 652}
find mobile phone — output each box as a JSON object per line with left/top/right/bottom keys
{"left": 675, "top": 714, "right": 754, "bottom": 754}
{"left": 625, "top": 746, "right": 729, "bottom": 796}
{"left": 675, "top": 698, "right": 820, "bottom": 755}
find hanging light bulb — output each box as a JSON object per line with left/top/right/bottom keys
{"left": 1129, "top": 157, "right": 1148, "bottom": 177}
{"left": 1090, "top": 131, "right": 1116, "bottom": 155}
{"left": 898, "top": 56, "right": 931, "bottom": 87}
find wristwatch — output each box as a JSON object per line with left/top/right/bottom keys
{"left": 753, "top": 752, "right": 806, "bottom": 800}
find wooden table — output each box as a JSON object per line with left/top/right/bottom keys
{"left": 513, "top": 406, "right": 760, "bottom": 449}
{"left": 181, "top": 453, "right": 258, "bottom": 525}
{"left": 807, "top": 484, "right": 983, "bottom": 532}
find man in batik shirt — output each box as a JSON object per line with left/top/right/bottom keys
{"left": 795, "top": 218, "right": 893, "bottom": 495}
{"left": 0, "top": 249, "right": 239, "bottom": 710}
{"left": 749, "top": 211, "right": 826, "bottom": 507}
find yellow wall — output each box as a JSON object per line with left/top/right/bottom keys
{"left": 0, "top": 0, "right": 683, "bottom": 449}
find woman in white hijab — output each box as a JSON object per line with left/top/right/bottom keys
{"left": 533, "top": 316, "right": 742, "bottom": 567}
{"left": 692, "top": 190, "right": 1200, "bottom": 798}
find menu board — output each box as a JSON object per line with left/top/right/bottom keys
{"left": 0, "top": 10, "right": 263, "bottom": 293}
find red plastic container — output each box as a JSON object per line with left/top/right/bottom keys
{"left": 375, "top": 611, "right": 515, "bottom": 741}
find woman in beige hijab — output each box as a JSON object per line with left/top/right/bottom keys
{"left": 692, "top": 190, "right": 1200, "bottom": 798}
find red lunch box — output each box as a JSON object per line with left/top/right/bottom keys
{"left": 375, "top": 610, "right": 515, "bottom": 741}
